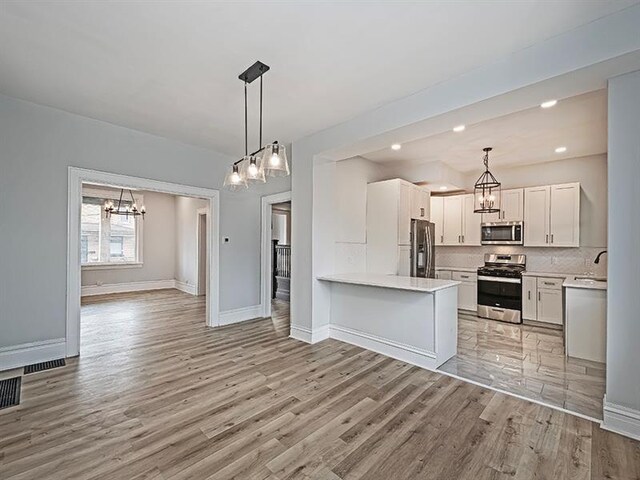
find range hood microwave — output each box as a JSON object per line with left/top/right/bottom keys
{"left": 481, "top": 222, "right": 524, "bottom": 245}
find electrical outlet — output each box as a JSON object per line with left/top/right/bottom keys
{"left": 551, "top": 257, "right": 559, "bottom": 265}
{"left": 96, "top": 281, "right": 103, "bottom": 286}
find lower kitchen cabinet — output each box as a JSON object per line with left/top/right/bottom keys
{"left": 437, "top": 270, "right": 477, "bottom": 311}
{"left": 435, "top": 270, "right": 452, "bottom": 280}
{"left": 522, "top": 275, "right": 563, "bottom": 326}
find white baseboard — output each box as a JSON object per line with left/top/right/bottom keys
{"left": 81, "top": 279, "right": 176, "bottom": 297}
{"left": 289, "top": 324, "right": 330, "bottom": 344}
{"left": 174, "top": 280, "right": 198, "bottom": 296}
{"left": 0, "top": 338, "right": 66, "bottom": 371}
{"left": 219, "top": 305, "right": 263, "bottom": 326}
{"left": 602, "top": 396, "right": 640, "bottom": 441}
{"left": 329, "top": 325, "right": 437, "bottom": 370}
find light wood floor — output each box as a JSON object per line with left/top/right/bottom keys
{"left": 1, "top": 290, "right": 638, "bottom": 479}
{"left": 439, "top": 312, "right": 606, "bottom": 420}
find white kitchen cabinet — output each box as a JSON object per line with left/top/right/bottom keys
{"left": 462, "top": 194, "right": 481, "bottom": 246}
{"left": 435, "top": 269, "right": 452, "bottom": 280}
{"left": 482, "top": 188, "right": 524, "bottom": 223}
{"left": 565, "top": 287, "right": 606, "bottom": 363}
{"left": 524, "top": 186, "right": 550, "bottom": 246}
{"left": 524, "top": 183, "right": 580, "bottom": 247}
{"left": 522, "top": 276, "right": 537, "bottom": 321}
{"left": 537, "top": 288, "right": 563, "bottom": 325}
{"left": 410, "top": 186, "right": 431, "bottom": 220}
{"left": 442, "top": 196, "right": 463, "bottom": 245}
{"left": 366, "top": 178, "right": 423, "bottom": 275}
{"left": 397, "top": 245, "right": 411, "bottom": 276}
{"left": 549, "top": 183, "right": 580, "bottom": 247}
{"left": 430, "top": 197, "right": 444, "bottom": 245}
{"left": 458, "top": 282, "right": 477, "bottom": 311}
{"left": 522, "top": 276, "right": 564, "bottom": 326}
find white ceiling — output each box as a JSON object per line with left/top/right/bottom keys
{"left": 362, "top": 89, "right": 608, "bottom": 172}
{"left": 0, "top": 2, "right": 633, "bottom": 156}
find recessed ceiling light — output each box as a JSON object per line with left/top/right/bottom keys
{"left": 439, "top": 186, "right": 448, "bottom": 191}
{"left": 541, "top": 100, "right": 558, "bottom": 109}
{"left": 555, "top": 146, "right": 567, "bottom": 153}
{"left": 391, "top": 143, "right": 402, "bottom": 151}
{"left": 453, "top": 125, "right": 465, "bottom": 133}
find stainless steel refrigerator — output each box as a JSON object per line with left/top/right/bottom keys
{"left": 410, "top": 219, "right": 436, "bottom": 278}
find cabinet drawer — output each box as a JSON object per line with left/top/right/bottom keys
{"left": 537, "top": 277, "right": 563, "bottom": 290}
{"left": 452, "top": 271, "right": 477, "bottom": 282}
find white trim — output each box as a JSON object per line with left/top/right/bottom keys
{"left": 0, "top": 338, "right": 66, "bottom": 372}
{"left": 329, "top": 325, "right": 438, "bottom": 370}
{"left": 67, "top": 167, "right": 221, "bottom": 357}
{"left": 219, "top": 305, "right": 263, "bottom": 326}
{"left": 175, "top": 280, "right": 198, "bottom": 296}
{"left": 260, "top": 191, "right": 292, "bottom": 319}
{"left": 81, "top": 262, "right": 144, "bottom": 270}
{"left": 196, "top": 207, "right": 209, "bottom": 296}
{"left": 81, "top": 279, "right": 176, "bottom": 297}
{"left": 602, "top": 397, "right": 640, "bottom": 441}
{"left": 289, "top": 325, "right": 313, "bottom": 343}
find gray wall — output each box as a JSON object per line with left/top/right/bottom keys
{"left": 81, "top": 189, "right": 177, "bottom": 286}
{"left": 606, "top": 70, "right": 640, "bottom": 413}
{"left": 0, "top": 94, "right": 290, "bottom": 348}
{"left": 462, "top": 154, "right": 608, "bottom": 248}
{"left": 175, "top": 196, "right": 209, "bottom": 288}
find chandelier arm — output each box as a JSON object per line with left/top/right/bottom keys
{"left": 117, "top": 188, "right": 124, "bottom": 212}
{"left": 244, "top": 81, "right": 248, "bottom": 156}
{"left": 259, "top": 75, "right": 263, "bottom": 150}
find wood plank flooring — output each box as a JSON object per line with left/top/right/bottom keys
{"left": 1, "top": 289, "right": 638, "bottom": 479}
{"left": 439, "top": 312, "right": 606, "bottom": 420}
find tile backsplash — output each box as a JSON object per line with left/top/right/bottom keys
{"left": 436, "top": 246, "right": 607, "bottom": 276}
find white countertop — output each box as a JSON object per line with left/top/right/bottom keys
{"left": 317, "top": 273, "right": 460, "bottom": 293}
{"left": 563, "top": 276, "right": 608, "bottom": 290}
{"left": 435, "top": 266, "right": 477, "bottom": 273}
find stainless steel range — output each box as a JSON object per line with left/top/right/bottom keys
{"left": 477, "top": 253, "right": 526, "bottom": 324}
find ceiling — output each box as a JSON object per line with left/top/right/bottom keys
{"left": 0, "top": 2, "right": 633, "bottom": 156}
{"left": 362, "top": 89, "right": 608, "bottom": 172}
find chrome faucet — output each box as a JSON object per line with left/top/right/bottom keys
{"left": 594, "top": 250, "right": 607, "bottom": 264}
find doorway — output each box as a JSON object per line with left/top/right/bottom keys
{"left": 67, "top": 167, "right": 220, "bottom": 357}
{"left": 197, "top": 208, "right": 208, "bottom": 296}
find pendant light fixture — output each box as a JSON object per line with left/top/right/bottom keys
{"left": 224, "top": 61, "right": 288, "bottom": 191}
{"left": 473, "top": 147, "right": 501, "bottom": 214}
{"left": 104, "top": 189, "right": 146, "bottom": 218}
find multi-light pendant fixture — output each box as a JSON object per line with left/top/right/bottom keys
{"left": 224, "top": 61, "right": 289, "bottom": 191}
{"left": 104, "top": 189, "right": 146, "bottom": 218}
{"left": 473, "top": 147, "right": 501, "bottom": 214}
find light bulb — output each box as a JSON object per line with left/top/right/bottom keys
{"left": 270, "top": 153, "right": 280, "bottom": 167}
{"left": 231, "top": 171, "right": 240, "bottom": 183}
{"left": 248, "top": 162, "right": 258, "bottom": 176}
{"left": 141, "top": 206, "right": 146, "bottom": 213}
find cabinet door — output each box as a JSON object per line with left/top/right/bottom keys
{"left": 410, "top": 185, "right": 421, "bottom": 220}
{"left": 430, "top": 197, "right": 444, "bottom": 245}
{"left": 462, "top": 194, "right": 481, "bottom": 246}
{"left": 524, "top": 186, "right": 550, "bottom": 246}
{"left": 436, "top": 270, "right": 452, "bottom": 280}
{"left": 537, "top": 289, "right": 563, "bottom": 325}
{"left": 398, "top": 183, "right": 412, "bottom": 245}
{"left": 421, "top": 190, "right": 430, "bottom": 220}
{"left": 502, "top": 189, "right": 524, "bottom": 222}
{"left": 482, "top": 211, "right": 500, "bottom": 223}
{"left": 458, "top": 281, "right": 477, "bottom": 311}
{"left": 522, "top": 276, "right": 537, "bottom": 320}
{"left": 397, "top": 245, "right": 411, "bottom": 276}
{"left": 550, "top": 183, "right": 580, "bottom": 247}
{"left": 443, "top": 196, "right": 463, "bottom": 245}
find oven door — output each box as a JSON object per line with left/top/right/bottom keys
{"left": 477, "top": 276, "right": 522, "bottom": 323}
{"left": 481, "top": 222, "right": 523, "bottom": 245}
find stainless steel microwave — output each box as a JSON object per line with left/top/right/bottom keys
{"left": 481, "top": 222, "right": 524, "bottom": 245}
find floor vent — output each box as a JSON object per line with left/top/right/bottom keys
{"left": 0, "top": 377, "right": 21, "bottom": 410}
{"left": 24, "top": 358, "right": 66, "bottom": 375}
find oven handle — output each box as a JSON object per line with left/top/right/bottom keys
{"left": 478, "top": 275, "right": 521, "bottom": 284}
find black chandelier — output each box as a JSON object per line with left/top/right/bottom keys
{"left": 473, "top": 147, "right": 501, "bottom": 214}
{"left": 224, "top": 61, "right": 289, "bottom": 191}
{"left": 104, "top": 189, "right": 146, "bottom": 218}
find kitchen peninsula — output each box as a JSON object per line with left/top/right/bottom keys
{"left": 317, "top": 273, "right": 460, "bottom": 369}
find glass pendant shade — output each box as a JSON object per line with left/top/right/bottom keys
{"left": 223, "top": 164, "right": 248, "bottom": 191}
{"left": 473, "top": 147, "right": 501, "bottom": 214}
{"left": 262, "top": 143, "right": 290, "bottom": 177}
{"left": 241, "top": 155, "right": 266, "bottom": 183}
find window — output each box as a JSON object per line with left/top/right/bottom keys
{"left": 81, "top": 192, "right": 142, "bottom": 266}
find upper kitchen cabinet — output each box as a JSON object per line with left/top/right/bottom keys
{"left": 482, "top": 188, "right": 524, "bottom": 223}
{"left": 524, "top": 182, "right": 580, "bottom": 247}
{"left": 430, "top": 196, "right": 444, "bottom": 245}
{"left": 410, "top": 185, "right": 431, "bottom": 220}
{"left": 436, "top": 193, "right": 481, "bottom": 246}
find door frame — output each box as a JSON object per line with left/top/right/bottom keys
{"left": 261, "top": 191, "right": 291, "bottom": 318}
{"left": 196, "top": 207, "right": 208, "bottom": 296}
{"left": 66, "top": 167, "right": 221, "bottom": 357}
